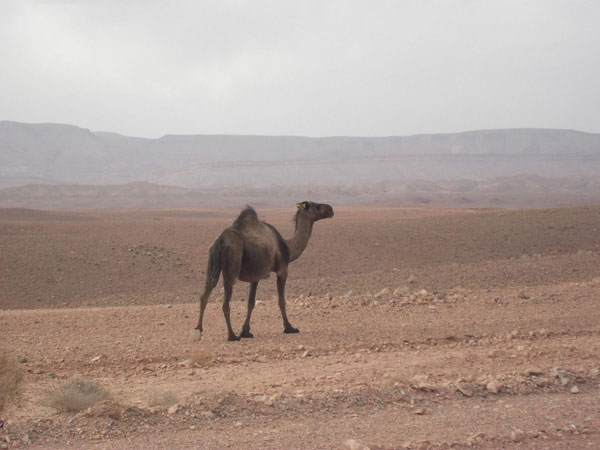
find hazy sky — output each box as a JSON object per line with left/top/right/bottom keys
{"left": 1, "top": 0, "right": 599, "bottom": 138}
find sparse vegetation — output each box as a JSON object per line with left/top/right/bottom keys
{"left": 44, "top": 375, "right": 110, "bottom": 413}
{"left": 146, "top": 388, "right": 178, "bottom": 408}
{"left": 0, "top": 350, "right": 24, "bottom": 415}
{"left": 383, "top": 371, "right": 411, "bottom": 387}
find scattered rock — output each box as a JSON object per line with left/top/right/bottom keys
{"left": 570, "top": 385, "right": 579, "bottom": 394}
{"left": 486, "top": 381, "right": 502, "bottom": 394}
{"left": 201, "top": 410, "right": 215, "bottom": 419}
{"left": 190, "top": 330, "right": 202, "bottom": 342}
{"left": 166, "top": 304, "right": 173, "bottom": 308}
{"left": 178, "top": 359, "right": 194, "bottom": 368}
{"left": 167, "top": 404, "right": 179, "bottom": 414}
{"left": 534, "top": 377, "right": 553, "bottom": 387}
{"left": 374, "top": 288, "right": 390, "bottom": 298}
{"left": 344, "top": 439, "right": 370, "bottom": 450}
{"left": 456, "top": 383, "right": 473, "bottom": 397}
{"left": 413, "top": 408, "right": 425, "bottom": 415}
{"left": 91, "top": 355, "right": 103, "bottom": 362}
{"left": 525, "top": 367, "right": 544, "bottom": 376}
{"left": 588, "top": 368, "right": 599, "bottom": 378}
{"left": 511, "top": 428, "right": 524, "bottom": 442}
{"left": 393, "top": 286, "right": 409, "bottom": 296}
{"left": 558, "top": 373, "right": 570, "bottom": 386}
{"left": 344, "top": 290, "right": 355, "bottom": 298}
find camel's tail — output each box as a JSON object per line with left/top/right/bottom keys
{"left": 205, "top": 236, "right": 222, "bottom": 287}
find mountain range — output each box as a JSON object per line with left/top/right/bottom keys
{"left": 1, "top": 121, "right": 599, "bottom": 209}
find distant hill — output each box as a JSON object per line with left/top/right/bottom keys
{"left": 1, "top": 121, "right": 600, "bottom": 189}
{"left": 2, "top": 176, "right": 600, "bottom": 210}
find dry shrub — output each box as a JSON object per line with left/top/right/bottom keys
{"left": 190, "top": 348, "right": 216, "bottom": 367}
{"left": 384, "top": 371, "right": 411, "bottom": 387}
{"left": 146, "top": 388, "right": 178, "bottom": 408}
{"left": 0, "top": 351, "right": 24, "bottom": 415}
{"left": 44, "top": 375, "right": 110, "bottom": 413}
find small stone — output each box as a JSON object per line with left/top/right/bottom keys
{"left": 166, "top": 304, "right": 173, "bottom": 308}
{"left": 456, "top": 383, "right": 473, "bottom": 397}
{"left": 201, "top": 410, "right": 215, "bottom": 419}
{"left": 525, "top": 367, "right": 544, "bottom": 376}
{"left": 486, "top": 381, "right": 502, "bottom": 394}
{"left": 234, "top": 421, "right": 243, "bottom": 427}
{"left": 588, "top": 368, "right": 599, "bottom": 377}
{"left": 344, "top": 290, "right": 355, "bottom": 298}
{"left": 91, "top": 355, "right": 103, "bottom": 362}
{"left": 374, "top": 288, "right": 390, "bottom": 298}
{"left": 393, "top": 286, "right": 409, "bottom": 296}
{"left": 511, "top": 428, "right": 524, "bottom": 442}
{"left": 344, "top": 439, "right": 365, "bottom": 450}
{"left": 302, "top": 350, "right": 310, "bottom": 357}
{"left": 413, "top": 408, "right": 425, "bottom": 415}
{"left": 570, "top": 385, "right": 579, "bottom": 394}
{"left": 167, "top": 404, "right": 179, "bottom": 414}
{"left": 179, "top": 359, "right": 194, "bottom": 368}
{"left": 190, "top": 330, "right": 202, "bottom": 342}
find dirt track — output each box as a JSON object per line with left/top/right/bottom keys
{"left": 1, "top": 206, "right": 600, "bottom": 449}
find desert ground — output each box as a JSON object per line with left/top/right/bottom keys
{"left": 1, "top": 205, "right": 599, "bottom": 449}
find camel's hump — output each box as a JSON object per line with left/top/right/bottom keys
{"left": 232, "top": 206, "right": 258, "bottom": 228}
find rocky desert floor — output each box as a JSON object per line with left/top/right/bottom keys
{"left": 1, "top": 205, "right": 600, "bottom": 449}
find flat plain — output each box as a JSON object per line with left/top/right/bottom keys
{"left": 1, "top": 205, "right": 599, "bottom": 449}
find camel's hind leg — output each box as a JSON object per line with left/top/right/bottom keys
{"left": 195, "top": 275, "right": 217, "bottom": 332}
{"left": 277, "top": 269, "right": 299, "bottom": 334}
{"left": 240, "top": 282, "right": 258, "bottom": 338}
{"left": 221, "top": 232, "right": 243, "bottom": 341}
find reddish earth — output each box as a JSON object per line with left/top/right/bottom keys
{"left": 1, "top": 206, "right": 599, "bottom": 449}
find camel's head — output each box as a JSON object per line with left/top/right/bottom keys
{"left": 296, "top": 201, "right": 334, "bottom": 222}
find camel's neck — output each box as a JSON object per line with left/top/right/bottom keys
{"left": 285, "top": 213, "right": 314, "bottom": 263}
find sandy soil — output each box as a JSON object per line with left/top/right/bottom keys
{"left": 1, "top": 206, "right": 599, "bottom": 449}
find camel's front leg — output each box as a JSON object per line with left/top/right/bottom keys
{"left": 277, "top": 270, "right": 299, "bottom": 334}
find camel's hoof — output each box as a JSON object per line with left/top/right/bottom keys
{"left": 228, "top": 334, "right": 241, "bottom": 342}
{"left": 191, "top": 329, "right": 203, "bottom": 342}
{"left": 284, "top": 327, "right": 300, "bottom": 334}
{"left": 240, "top": 331, "right": 254, "bottom": 339}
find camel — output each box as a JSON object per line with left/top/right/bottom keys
{"left": 195, "top": 201, "right": 334, "bottom": 341}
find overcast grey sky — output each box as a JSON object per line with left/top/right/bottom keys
{"left": 1, "top": 0, "right": 599, "bottom": 138}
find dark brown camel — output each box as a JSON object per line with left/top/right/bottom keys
{"left": 195, "top": 201, "right": 334, "bottom": 341}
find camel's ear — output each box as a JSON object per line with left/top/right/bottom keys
{"left": 296, "top": 202, "right": 309, "bottom": 209}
